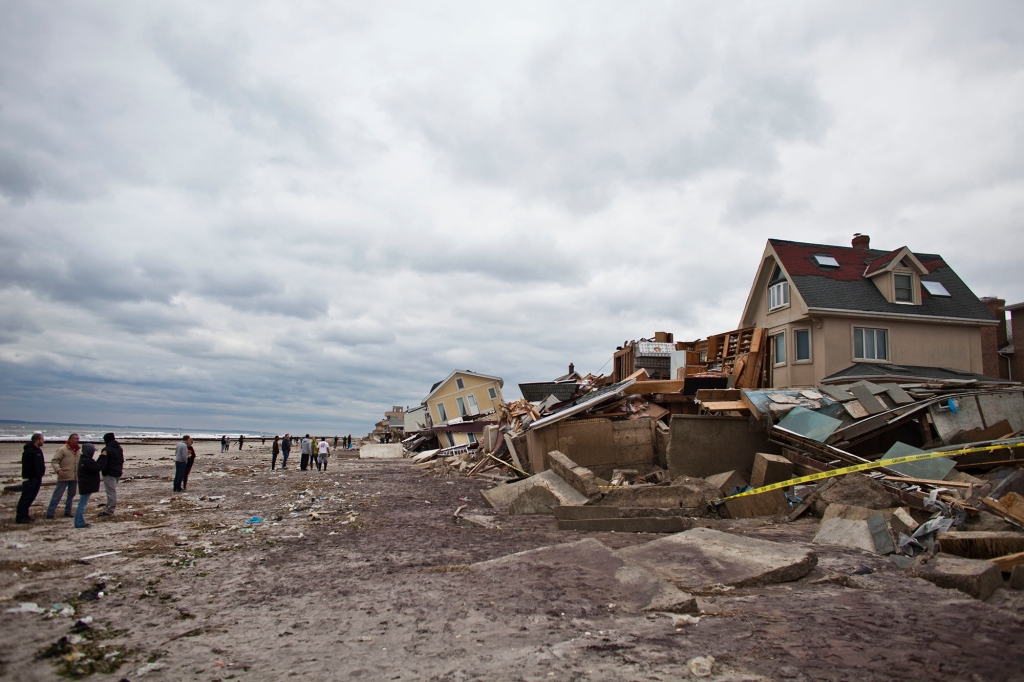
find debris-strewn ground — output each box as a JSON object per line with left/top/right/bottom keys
{"left": 2, "top": 441, "right": 1024, "bottom": 682}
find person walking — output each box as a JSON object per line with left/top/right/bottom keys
{"left": 16, "top": 433, "right": 46, "bottom": 524}
{"left": 46, "top": 433, "right": 80, "bottom": 519}
{"left": 183, "top": 439, "right": 196, "bottom": 490}
{"left": 173, "top": 435, "right": 191, "bottom": 492}
{"left": 312, "top": 437, "right": 320, "bottom": 471}
{"left": 238, "top": 434, "right": 245, "bottom": 451}
{"left": 333, "top": 436, "right": 338, "bottom": 448}
{"left": 281, "top": 434, "right": 291, "bottom": 469}
{"left": 300, "top": 434, "right": 311, "bottom": 471}
{"left": 74, "top": 443, "right": 106, "bottom": 529}
{"left": 98, "top": 432, "right": 123, "bottom": 517}
{"left": 271, "top": 436, "right": 280, "bottom": 470}
{"left": 317, "top": 438, "right": 330, "bottom": 472}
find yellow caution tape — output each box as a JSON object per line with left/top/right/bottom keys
{"left": 713, "top": 440, "right": 1024, "bottom": 504}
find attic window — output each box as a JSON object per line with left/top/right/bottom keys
{"left": 814, "top": 255, "right": 840, "bottom": 267}
{"left": 922, "top": 281, "right": 951, "bottom": 297}
{"left": 767, "top": 265, "right": 789, "bottom": 311}
{"left": 455, "top": 378, "right": 465, "bottom": 390}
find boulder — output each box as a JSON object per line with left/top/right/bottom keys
{"left": 618, "top": 527, "right": 817, "bottom": 593}
{"left": 811, "top": 473, "right": 902, "bottom": 516}
{"left": 908, "top": 553, "right": 1002, "bottom": 600}
{"left": 1011, "top": 565, "right": 1024, "bottom": 591}
{"left": 482, "top": 470, "right": 588, "bottom": 511}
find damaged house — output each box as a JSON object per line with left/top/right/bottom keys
{"left": 739, "top": 234, "right": 1001, "bottom": 389}
{"left": 424, "top": 370, "right": 505, "bottom": 447}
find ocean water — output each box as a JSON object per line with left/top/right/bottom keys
{"left": 0, "top": 421, "right": 267, "bottom": 442}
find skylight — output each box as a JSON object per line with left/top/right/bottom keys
{"left": 814, "top": 255, "right": 840, "bottom": 267}
{"left": 922, "top": 281, "right": 951, "bottom": 297}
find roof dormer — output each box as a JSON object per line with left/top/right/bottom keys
{"left": 863, "top": 246, "right": 927, "bottom": 305}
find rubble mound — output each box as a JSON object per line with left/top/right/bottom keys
{"left": 812, "top": 473, "right": 902, "bottom": 516}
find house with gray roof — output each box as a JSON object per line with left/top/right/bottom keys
{"left": 738, "top": 234, "right": 1000, "bottom": 389}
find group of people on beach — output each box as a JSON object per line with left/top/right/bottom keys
{"left": 16, "top": 432, "right": 124, "bottom": 528}
{"left": 269, "top": 434, "right": 349, "bottom": 471}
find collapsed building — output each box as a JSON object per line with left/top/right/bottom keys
{"left": 397, "top": 234, "right": 1024, "bottom": 600}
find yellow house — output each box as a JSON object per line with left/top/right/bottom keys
{"left": 423, "top": 370, "right": 504, "bottom": 448}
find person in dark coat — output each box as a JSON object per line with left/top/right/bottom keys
{"left": 271, "top": 436, "right": 280, "bottom": 470}
{"left": 16, "top": 433, "right": 47, "bottom": 523}
{"left": 238, "top": 434, "right": 245, "bottom": 450}
{"left": 74, "top": 443, "right": 106, "bottom": 529}
{"left": 98, "top": 432, "right": 123, "bottom": 517}
{"left": 281, "top": 434, "right": 291, "bottom": 469}
{"left": 182, "top": 440, "right": 197, "bottom": 490}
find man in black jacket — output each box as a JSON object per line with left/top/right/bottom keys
{"left": 16, "top": 433, "right": 46, "bottom": 523}
{"left": 74, "top": 443, "right": 106, "bottom": 529}
{"left": 98, "top": 432, "right": 123, "bottom": 518}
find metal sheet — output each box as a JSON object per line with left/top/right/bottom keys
{"left": 881, "top": 441, "right": 956, "bottom": 481}
{"left": 977, "top": 392, "right": 1024, "bottom": 433}
{"left": 928, "top": 397, "right": 984, "bottom": 442}
{"left": 775, "top": 406, "right": 843, "bottom": 442}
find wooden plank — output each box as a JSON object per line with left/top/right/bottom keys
{"left": 881, "top": 476, "right": 973, "bottom": 488}
{"left": 981, "top": 497, "right": 1024, "bottom": 526}
{"left": 992, "top": 551, "right": 1024, "bottom": 572}
{"left": 849, "top": 383, "right": 887, "bottom": 415}
{"left": 843, "top": 400, "right": 870, "bottom": 419}
{"left": 786, "top": 477, "right": 838, "bottom": 522}
{"left": 700, "top": 400, "right": 749, "bottom": 413}
{"left": 936, "top": 531, "right": 1024, "bottom": 560}
{"left": 623, "top": 380, "right": 686, "bottom": 395}
{"left": 504, "top": 434, "right": 524, "bottom": 472}
{"left": 694, "top": 389, "right": 742, "bottom": 402}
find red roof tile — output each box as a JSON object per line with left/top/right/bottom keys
{"left": 769, "top": 239, "right": 946, "bottom": 282}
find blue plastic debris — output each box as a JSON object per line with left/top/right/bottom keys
{"left": 246, "top": 516, "right": 263, "bottom": 524}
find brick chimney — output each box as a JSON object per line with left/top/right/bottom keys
{"left": 568, "top": 363, "right": 575, "bottom": 375}
{"left": 980, "top": 297, "right": 1009, "bottom": 379}
{"left": 852, "top": 233, "right": 870, "bottom": 249}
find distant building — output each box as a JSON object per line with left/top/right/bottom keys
{"left": 423, "top": 370, "right": 504, "bottom": 448}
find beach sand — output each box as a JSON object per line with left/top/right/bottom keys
{"left": 1, "top": 443, "right": 1023, "bottom": 680}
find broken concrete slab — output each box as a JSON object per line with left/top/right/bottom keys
{"left": 811, "top": 473, "right": 902, "bottom": 517}
{"left": 617, "top": 527, "right": 817, "bottom": 593}
{"left": 750, "top": 452, "right": 794, "bottom": 488}
{"left": 814, "top": 508, "right": 896, "bottom": 555}
{"left": 936, "top": 531, "right": 1024, "bottom": 560}
{"left": 509, "top": 485, "right": 562, "bottom": 515}
{"left": 481, "top": 470, "right": 588, "bottom": 511}
{"left": 718, "top": 488, "right": 789, "bottom": 519}
{"left": 556, "top": 517, "right": 693, "bottom": 533}
{"left": 507, "top": 470, "right": 590, "bottom": 515}
{"left": 473, "top": 538, "right": 698, "bottom": 614}
{"left": 546, "top": 450, "right": 600, "bottom": 498}
{"left": 554, "top": 506, "right": 699, "bottom": 520}
{"left": 666, "top": 415, "right": 779, "bottom": 481}
{"left": 593, "top": 484, "right": 706, "bottom": 511}
{"left": 1011, "top": 565, "right": 1024, "bottom": 590}
{"left": 908, "top": 553, "right": 1002, "bottom": 600}
{"left": 359, "top": 443, "right": 404, "bottom": 459}
{"left": 704, "top": 470, "right": 748, "bottom": 497}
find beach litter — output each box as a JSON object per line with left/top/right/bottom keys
{"left": 6, "top": 602, "right": 46, "bottom": 614}
{"left": 687, "top": 656, "right": 715, "bottom": 677}
{"left": 246, "top": 516, "right": 263, "bottom": 524}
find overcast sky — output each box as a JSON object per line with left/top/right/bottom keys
{"left": 2, "top": 1, "right": 1023, "bottom": 434}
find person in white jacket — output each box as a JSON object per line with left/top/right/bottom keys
{"left": 173, "top": 435, "right": 191, "bottom": 492}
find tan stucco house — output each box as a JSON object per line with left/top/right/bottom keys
{"left": 423, "top": 370, "right": 504, "bottom": 447}
{"left": 738, "top": 235, "right": 1000, "bottom": 388}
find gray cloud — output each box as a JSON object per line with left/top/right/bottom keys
{"left": 0, "top": 1, "right": 1022, "bottom": 434}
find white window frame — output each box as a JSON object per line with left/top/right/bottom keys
{"left": 466, "top": 393, "right": 480, "bottom": 415}
{"left": 771, "top": 331, "right": 786, "bottom": 366}
{"left": 768, "top": 281, "right": 790, "bottom": 312}
{"left": 467, "top": 432, "right": 478, "bottom": 444}
{"left": 436, "top": 402, "right": 448, "bottom": 422}
{"left": 793, "top": 328, "right": 812, "bottom": 363}
{"left": 487, "top": 387, "right": 497, "bottom": 401}
{"left": 893, "top": 272, "right": 914, "bottom": 304}
{"left": 853, "top": 326, "right": 890, "bottom": 362}
{"left": 456, "top": 397, "right": 467, "bottom": 417}
{"left": 455, "top": 377, "right": 465, "bottom": 390}
{"left": 445, "top": 432, "right": 456, "bottom": 447}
